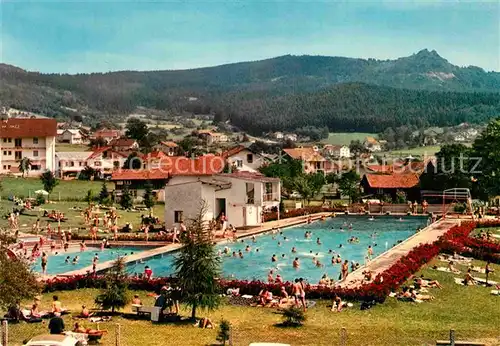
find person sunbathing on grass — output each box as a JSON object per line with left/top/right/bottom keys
{"left": 410, "top": 288, "right": 434, "bottom": 301}
{"left": 415, "top": 275, "right": 442, "bottom": 289}
{"left": 73, "top": 322, "right": 107, "bottom": 336}
{"left": 463, "top": 268, "right": 476, "bottom": 286}
{"left": 447, "top": 261, "right": 460, "bottom": 274}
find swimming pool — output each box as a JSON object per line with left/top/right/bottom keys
{"left": 127, "top": 216, "right": 427, "bottom": 283}
{"left": 33, "top": 246, "right": 143, "bottom": 275}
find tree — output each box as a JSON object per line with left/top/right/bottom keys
{"left": 307, "top": 172, "right": 326, "bottom": 199}
{"left": 79, "top": 165, "right": 97, "bottom": 181}
{"left": 84, "top": 189, "right": 94, "bottom": 205}
{"left": 120, "top": 186, "right": 133, "bottom": 210}
{"left": 349, "top": 140, "right": 367, "bottom": 158}
{"left": 291, "top": 176, "right": 314, "bottom": 205}
{"left": 471, "top": 118, "right": 500, "bottom": 200}
{"left": 217, "top": 319, "right": 231, "bottom": 345}
{"left": 40, "top": 170, "right": 58, "bottom": 199}
{"left": 0, "top": 230, "right": 40, "bottom": 311}
{"left": 337, "top": 170, "right": 361, "bottom": 203}
{"left": 95, "top": 257, "right": 129, "bottom": 313}
{"left": 18, "top": 157, "right": 32, "bottom": 178}
{"left": 99, "top": 181, "right": 112, "bottom": 206}
{"left": 123, "top": 152, "right": 142, "bottom": 169}
{"left": 173, "top": 204, "right": 221, "bottom": 320}
{"left": 89, "top": 137, "right": 107, "bottom": 148}
{"left": 125, "top": 118, "right": 149, "bottom": 142}
{"left": 143, "top": 180, "right": 156, "bottom": 211}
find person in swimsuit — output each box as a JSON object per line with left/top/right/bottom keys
{"left": 341, "top": 260, "right": 349, "bottom": 280}
{"left": 41, "top": 252, "right": 48, "bottom": 275}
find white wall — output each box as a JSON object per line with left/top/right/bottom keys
{"left": 227, "top": 149, "right": 263, "bottom": 172}
{"left": 164, "top": 181, "right": 214, "bottom": 228}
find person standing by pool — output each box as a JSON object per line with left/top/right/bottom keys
{"left": 367, "top": 245, "right": 374, "bottom": 261}
{"left": 144, "top": 266, "right": 153, "bottom": 280}
{"left": 341, "top": 260, "right": 349, "bottom": 280}
{"left": 268, "top": 270, "right": 274, "bottom": 283}
{"left": 292, "top": 279, "right": 302, "bottom": 307}
{"left": 299, "top": 278, "right": 307, "bottom": 311}
{"left": 41, "top": 252, "right": 48, "bottom": 275}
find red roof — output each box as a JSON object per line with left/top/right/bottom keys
{"left": 88, "top": 147, "right": 128, "bottom": 159}
{"left": 218, "top": 171, "right": 280, "bottom": 182}
{"left": 159, "top": 141, "right": 178, "bottom": 148}
{"left": 111, "top": 169, "right": 169, "bottom": 181}
{"left": 94, "top": 129, "right": 121, "bottom": 138}
{"left": 221, "top": 145, "right": 246, "bottom": 158}
{"left": 111, "top": 155, "right": 225, "bottom": 181}
{"left": 109, "top": 138, "right": 137, "bottom": 147}
{"left": 0, "top": 118, "right": 57, "bottom": 138}
{"left": 366, "top": 165, "right": 393, "bottom": 173}
{"left": 364, "top": 173, "right": 419, "bottom": 189}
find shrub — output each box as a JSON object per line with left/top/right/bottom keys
{"left": 279, "top": 306, "right": 306, "bottom": 327}
{"left": 217, "top": 319, "right": 231, "bottom": 345}
{"left": 35, "top": 194, "right": 45, "bottom": 206}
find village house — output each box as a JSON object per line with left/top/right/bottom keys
{"left": 273, "top": 132, "right": 284, "bottom": 140}
{"left": 364, "top": 136, "right": 382, "bottom": 152}
{"left": 57, "top": 129, "right": 84, "bottom": 144}
{"left": 323, "top": 144, "right": 351, "bottom": 158}
{"left": 92, "top": 129, "right": 122, "bottom": 143}
{"left": 154, "top": 141, "right": 180, "bottom": 156}
{"left": 0, "top": 118, "right": 57, "bottom": 176}
{"left": 164, "top": 171, "right": 280, "bottom": 228}
{"left": 221, "top": 145, "right": 269, "bottom": 173}
{"left": 112, "top": 155, "right": 225, "bottom": 202}
{"left": 284, "top": 133, "right": 298, "bottom": 142}
{"left": 198, "top": 130, "right": 228, "bottom": 145}
{"left": 283, "top": 147, "right": 338, "bottom": 174}
{"left": 109, "top": 137, "right": 139, "bottom": 151}
{"left": 86, "top": 147, "right": 128, "bottom": 176}
{"left": 55, "top": 152, "right": 90, "bottom": 178}
{"left": 361, "top": 173, "right": 421, "bottom": 201}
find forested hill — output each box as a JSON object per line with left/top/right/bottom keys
{"left": 1, "top": 49, "right": 500, "bottom": 133}
{"left": 219, "top": 83, "right": 500, "bottom": 133}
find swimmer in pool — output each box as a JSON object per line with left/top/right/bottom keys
{"left": 271, "top": 254, "right": 277, "bottom": 262}
{"left": 293, "top": 257, "right": 300, "bottom": 268}
{"left": 232, "top": 251, "right": 237, "bottom": 257}
{"left": 245, "top": 245, "right": 251, "bottom": 252}
{"left": 316, "top": 238, "right": 322, "bottom": 245}
{"left": 291, "top": 247, "right": 297, "bottom": 253}
{"left": 252, "top": 236, "right": 256, "bottom": 243}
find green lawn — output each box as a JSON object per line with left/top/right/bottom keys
{"left": 5, "top": 258, "right": 499, "bottom": 346}
{"left": 0, "top": 177, "right": 110, "bottom": 201}
{"left": 385, "top": 145, "right": 442, "bottom": 157}
{"left": 0, "top": 200, "right": 164, "bottom": 234}
{"left": 321, "top": 132, "right": 377, "bottom": 146}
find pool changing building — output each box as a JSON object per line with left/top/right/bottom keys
{"left": 164, "top": 171, "right": 281, "bottom": 229}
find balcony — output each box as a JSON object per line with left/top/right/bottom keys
{"left": 263, "top": 193, "right": 280, "bottom": 202}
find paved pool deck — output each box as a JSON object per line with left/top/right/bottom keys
{"left": 43, "top": 212, "right": 332, "bottom": 279}
{"left": 339, "top": 217, "right": 463, "bottom": 289}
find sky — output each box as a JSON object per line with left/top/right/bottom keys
{"left": 1, "top": 0, "right": 499, "bottom": 74}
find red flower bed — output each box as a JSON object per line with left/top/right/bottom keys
{"left": 43, "top": 221, "right": 500, "bottom": 301}
{"left": 71, "top": 233, "right": 172, "bottom": 242}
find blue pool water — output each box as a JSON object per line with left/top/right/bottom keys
{"left": 34, "top": 246, "right": 143, "bottom": 275}
{"left": 127, "top": 216, "right": 427, "bottom": 283}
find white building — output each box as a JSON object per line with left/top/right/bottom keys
{"left": 221, "top": 145, "right": 268, "bottom": 173}
{"left": 323, "top": 145, "right": 351, "bottom": 158}
{"left": 164, "top": 171, "right": 281, "bottom": 229}
{"left": 86, "top": 147, "right": 128, "bottom": 175}
{"left": 57, "top": 129, "right": 83, "bottom": 144}
{"left": 55, "top": 152, "right": 90, "bottom": 178}
{"left": 0, "top": 118, "right": 57, "bottom": 176}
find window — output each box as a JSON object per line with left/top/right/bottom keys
{"left": 174, "top": 211, "right": 183, "bottom": 223}
{"left": 59, "top": 162, "right": 62, "bottom": 167}
{"left": 8, "top": 138, "right": 12, "bottom": 143}
{"left": 79, "top": 162, "right": 83, "bottom": 167}
{"left": 33, "top": 150, "right": 39, "bottom": 157}
{"left": 15, "top": 151, "right": 22, "bottom": 160}
{"left": 247, "top": 153, "right": 253, "bottom": 163}
{"left": 236, "top": 159, "right": 243, "bottom": 168}
{"left": 14, "top": 138, "right": 22, "bottom": 147}
{"left": 7, "top": 165, "right": 11, "bottom": 169}
{"left": 8, "top": 151, "right": 11, "bottom": 155}
{"left": 2, "top": 151, "right": 6, "bottom": 155}
{"left": 33, "top": 137, "right": 39, "bottom": 144}
{"left": 2, "top": 139, "right": 5, "bottom": 143}
{"left": 69, "top": 161, "right": 74, "bottom": 167}
{"left": 31, "top": 165, "right": 40, "bottom": 171}
{"left": 2, "top": 165, "right": 5, "bottom": 170}
{"left": 246, "top": 182, "right": 255, "bottom": 204}
{"left": 94, "top": 161, "right": 102, "bottom": 167}
{"left": 113, "top": 161, "right": 120, "bottom": 168}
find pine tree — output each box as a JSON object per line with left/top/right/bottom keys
{"left": 40, "top": 170, "right": 58, "bottom": 200}
{"left": 216, "top": 319, "right": 231, "bottom": 345}
{"left": 95, "top": 257, "right": 129, "bottom": 313}
{"left": 143, "top": 180, "right": 156, "bottom": 211}
{"left": 99, "top": 181, "right": 112, "bottom": 205}
{"left": 120, "top": 186, "right": 133, "bottom": 210}
{"left": 173, "top": 203, "right": 221, "bottom": 320}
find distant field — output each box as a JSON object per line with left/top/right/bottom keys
{"left": 0, "top": 177, "right": 110, "bottom": 200}
{"left": 386, "top": 145, "right": 441, "bottom": 156}
{"left": 55, "top": 144, "right": 90, "bottom": 152}
{"left": 322, "top": 132, "right": 377, "bottom": 146}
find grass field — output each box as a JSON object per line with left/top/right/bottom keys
{"left": 385, "top": 145, "right": 442, "bottom": 157}
{"left": 0, "top": 200, "right": 164, "bottom": 234}
{"left": 321, "top": 132, "right": 377, "bottom": 146}
{"left": 0, "top": 177, "right": 111, "bottom": 200}
{"left": 5, "top": 258, "right": 499, "bottom": 346}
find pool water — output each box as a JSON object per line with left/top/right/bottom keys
{"left": 127, "top": 216, "right": 427, "bottom": 283}
{"left": 34, "top": 247, "right": 143, "bottom": 275}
